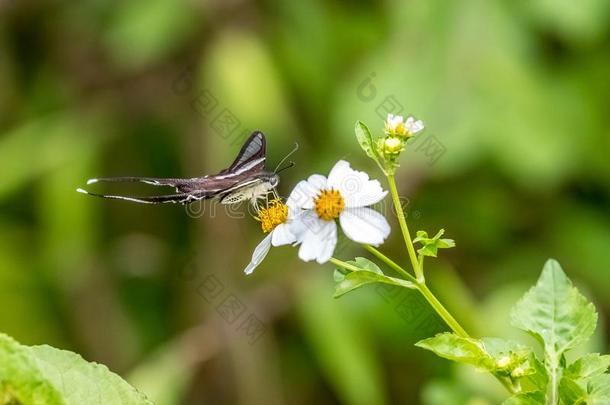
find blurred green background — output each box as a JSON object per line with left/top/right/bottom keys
{"left": 1, "top": 0, "right": 609, "bottom": 404}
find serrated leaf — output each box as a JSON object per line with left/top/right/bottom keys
{"left": 502, "top": 391, "right": 545, "bottom": 405}
{"left": 510, "top": 259, "right": 597, "bottom": 359}
{"left": 564, "top": 354, "right": 610, "bottom": 381}
{"left": 415, "top": 333, "right": 493, "bottom": 370}
{"left": 587, "top": 374, "right": 610, "bottom": 404}
{"left": 413, "top": 229, "right": 455, "bottom": 257}
{"left": 0, "top": 333, "right": 152, "bottom": 405}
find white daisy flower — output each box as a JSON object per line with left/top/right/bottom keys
{"left": 287, "top": 160, "right": 391, "bottom": 263}
{"left": 385, "top": 113, "right": 424, "bottom": 138}
{"left": 244, "top": 199, "right": 297, "bottom": 275}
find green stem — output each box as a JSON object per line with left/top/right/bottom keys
{"left": 363, "top": 245, "right": 469, "bottom": 338}
{"left": 548, "top": 359, "right": 559, "bottom": 405}
{"left": 499, "top": 376, "right": 517, "bottom": 395}
{"left": 417, "top": 282, "right": 469, "bottom": 338}
{"left": 387, "top": 175, "right": 424, "bottom": 282}
{"left": 384, "top": 173, "right": 514, "bottom": 395}
{"left": 363, "top": 245, "right": 417, "bottom": 283}
{"left": 329, "top": 257, "right": 360, "bottom": 273}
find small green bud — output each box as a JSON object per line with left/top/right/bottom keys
{"left": 383, "top": 137, "right": 403, "bottom": 155}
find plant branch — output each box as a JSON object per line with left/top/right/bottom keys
{"left": 417, "top": 283, "right": 469, "bottom": 338}
{"left": 363, "top": 244, "right": 417, "bottom": 283}
{"left": 329, "top": 257, "right": 360, "bottom": 273}
{"left": 387, "top": 174, "right": 424, "bottom": 282}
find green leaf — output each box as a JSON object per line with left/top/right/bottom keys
{"left": 334, "top": 257, "right": 381, "bottom": 283}
{"left": 354, "top": 121, "right": 380, "bottom": 162}
{"left": 334, "top": 257, "right": 415, "bottom": 298}
{"left": 334, "top": 267, "right": 350, "bottom": 283}
{"left": 522, "top": 354, "right": 549, "bottom": 392}
{"left": 559, "top": 376, "right": 586, "bottom": 405}
{"left": 413, "top": 229, "right": 455, "bottom": 257}
{"left": 0, "top": 333, "right": 152, "bottom": 405}
{"left": 587, "top": 374, "right": 610, "bottom": 404}
{"left": 417, "top": 334, "right": 546, "bottom": 392}
{"left": 510, "top": 259, "right": 597, "bottom": 359}
{"left": 334, "top": 270, "right": 414, "bottom": 298}
{"left": 502, "top": 391, "right": 545, "bottom": 405}
{"left": 564, "top": 354, "right": 610, "bottom": 381}
{"left": 480, "top": 337, "right": 530, "bottom": 359}
{"left": 354, "top": 121, "right": 388, "bottom": 174}
{"left": 351, "top": 257, "right": 384, "bottom": 274}
{"left": 415, "top": 333, "right": 493, "bottom": 370}
{"left": 510, "top": 259, "right": 597, "bottom": 405}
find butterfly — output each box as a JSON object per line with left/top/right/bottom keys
{"left": 77, "top": 131, "right": 290, "bottom": 206}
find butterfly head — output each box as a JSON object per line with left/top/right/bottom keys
{"left": 259, "top": 172, "right": 280, "bottom": 190}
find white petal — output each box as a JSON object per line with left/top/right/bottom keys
{"left": 339, "top": 207, "right": 390, "bottom": 246}
{"left": 307, "top": 174, "right": 327, "bottom": 190}
{"left": 326, "top": 160, "right": 351, "bottom": 188}
{"left": 271, "top": 223, "right": 295, "bottom": 246}
{"left": 405, "top": 117, "right": 424, "bottom": 134}
{"left": 286, "top": 175, "right": 326, "bottom": 209}
{"left": 286, "top": 210, "right": 310, "bottom": 242}
{"left": 327, "top": 160, "right": 387, "bottom": 208}
{"left": 297, "top": 214, "right": 337, "bottom": 263}
{"left": 387, "top": 114, "right": 403, "bottom": 127}
{"left": 244, "top": 233, "right": 273, "bottom": 275}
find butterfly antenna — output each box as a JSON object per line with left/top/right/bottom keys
{"left": 276, "top": 161, "right": 295, "bottom": 173}
{"left": 274, "top": 142, "right": 299, "bottom": 173}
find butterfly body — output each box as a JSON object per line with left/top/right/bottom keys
{"left": 78, "top": 131, "right": 278, "bottom": 205}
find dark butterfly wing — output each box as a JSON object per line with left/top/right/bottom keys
{"left": 86, "top": 176, "right": 193, "bottom": 187}
{"left": 85, "top": 176, "right": 204, "bottom": 194}
{"left": 76, "top": 188, "right": 209, "bottom": 205}
{"left": 219, "top": 131, "right": 266, "bottom": 175}
{"left": 78, "top": 131, "right": 269, "bottom": 205}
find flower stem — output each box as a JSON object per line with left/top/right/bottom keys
{"left": 363, "top": 245, "right": 417, "bottom": 283}
{"left": 363, "top": 245, "right": 469, "bottom": 336}
{"left": 417, "top": 283, "right": 468, "bottom": 338}
{"left": 384, "top": 174, "right": 515, "bottom": 394}
{"left": 387, "top": 175, "right": 423, "bottom": 281}
{"left": 329, "top": 257, "right": 360, "bottom": 273}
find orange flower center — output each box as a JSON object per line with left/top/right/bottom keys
{"left": 314, "top": 189, "right": 345, "bottom": 221}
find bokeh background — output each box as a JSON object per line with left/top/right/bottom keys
{"left": 1, "top": 0, "right": 610, "bottom": 404}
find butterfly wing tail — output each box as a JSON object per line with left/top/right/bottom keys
{"left": 86, "top": 176, "right": 189, "bottom": 187}
{"left": 76, "top": 188, "right": 206, "bottom": 205}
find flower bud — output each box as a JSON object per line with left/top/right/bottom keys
{"left": 383, "top": 137, "right": 403, "bottom": 155}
